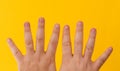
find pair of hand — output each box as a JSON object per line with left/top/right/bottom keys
{"left": 7, "top": 17, "right": 113, "bottom": 71}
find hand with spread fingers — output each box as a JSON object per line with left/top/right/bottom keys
{"left": 60, "top": 22, "right": 113, "bottom": 71}
{"left": 7, "top": 17, "right": 60, "bottom": 71}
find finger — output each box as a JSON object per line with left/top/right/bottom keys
{"left": 7, "top": 38, "right": 23, "bottom": 62}
{"left": 62, "top": 25, "right": 72, "bottom": 61}
{"left": 94, "top": 47, "right": 113, "bottom": 69}
{"left": 46, "top": 24, "right": 60, "bottom": 57}
{"left": 36, "top": 17, "right": 45, "bottom": 54}
{"left": 84, "top": 28, "right": 96, "bottom": 61}
{"left": 24, "top": 22, "right": 34, "bottom": 55}
{"left": 74, "top": 21, "right": 83, "bottom": 58}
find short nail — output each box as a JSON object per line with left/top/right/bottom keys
{"left": 109, "top": 47, "right": 113, "bottom": 51}
{"left": 7, "top": 38, "right": 11, "bottom": 42}
{"left": 91, "top": 28, "right": 96, "bottom": 32}
{"left": 55, "top": 24, "right": 60, "bottom": 29}
{"left": 77, "top": 21, "right": 83, "bottom": 26}
{"left": 24, "top": 22, "right": 30, "bottom": 27}
{"left": 39, "top": 17, "right": 45, "bottom": 23}
{"left": 64, "top": 25, "right": 69, "bottom": 30}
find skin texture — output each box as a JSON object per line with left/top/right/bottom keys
{"left": 7, "top": 17, "right": 112, "bottom": 71}
{"left": 7, "top": 17, "right": 60, "bottom": 71}
{"left": 60, "top": 22, "right": 113, "bottom": 71}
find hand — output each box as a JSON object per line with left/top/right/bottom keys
{"left": 7, "top": 17, "right": 60, "bottom": 71}
{"left": 60, "top": 22, "right": 113, "bottom": 71}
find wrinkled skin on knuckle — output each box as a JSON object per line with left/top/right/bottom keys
{"left": 86, "top": 46, "right": 93, "bottom": 54}
{"left": 63, "top": 41, "right": 71, "bottom": 47}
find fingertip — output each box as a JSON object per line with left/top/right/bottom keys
{"left": 90, "top": 28, "right": 97, "bottom": 37}
{"left": 64, "top": 25, "right": 69, "bottom": 30}
{"left": 77, "top": 21, "right": 83, "bottom": 26}
{"left": 55, "top": 24, "right": 60, "bottom": 29}
{"left": 108, "top": 47, "right": 113, "bottom": 52}
{"left": 76, "top": 21, "right": 83, "bottom": 32}
{"left": 7, "top": 38, "right": 12, "bottom": 43}
{"left": 89, "top": 28, "right": 97, "bottom": 39}
{"left": 39, "top": 17, "right": 45, "bottom": 23}
{"left": 91, "top": 28, "right": 96, "bottom": 33}
{"left": 24, "top": 22, "right": 30, "bottom": 27}
{"left": 24, "top": 22, "right": 31, "bottom": 32}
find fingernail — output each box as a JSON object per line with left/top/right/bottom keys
{"left": 7, "top": 38, "right": 11, "bottom": 42}
{"left": 77, "top": 21, "right": 83, "bottom": 26}
{"left": 91, "top": 28, "right": 96, "bottom": 32}
{"left": 24, "top": 22, "right": 30, "bottom": 27}
{"left": 64, "top": 25, "right": 69, "bottom": 30}
{"left": 39, "top": 17, "right": 45, "bottom": 23}
{"left": 109, "top": 47, "right": 113, "bottom": 51}
{"left": 55, "top": 24, "right": 60, "bottom": 29}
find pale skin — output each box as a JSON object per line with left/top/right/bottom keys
{"left": 7, "top": 17, "right": 113, "bottom": 71}
{"left": 7, "top": 17, "right": 60, "bottom": 71}
{"left": 60, "top": 22, "right": 113, "bottom": 71}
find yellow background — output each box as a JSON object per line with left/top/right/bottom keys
{"left": 0, "top": 0, "right": 120, "bottom": 71}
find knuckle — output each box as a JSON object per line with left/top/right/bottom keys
{"left": 86, "top": 46, "right": 93, "bottom": 53}
{"left": 14, "top": 49, "right": 20, "bottom": 56}
{"left": 25, "top": 28, "right": 30, "bottom": 32}
{"left": 99, "top": 59, "right": 105, "bottom": 64}
{"left": 37, "top": 36, "right": 43, "bottom": 42}
{"left": 26, "top": 41, "right": 33, "bottom": 48}
{"left": 63, "top": 41, "right": 71, "bottom": 47}
{"left": 75, "top": 40, "right": 82, "bottom": 46}
{"left": 38, "top": 24, "right": 44, "bottom": 28}
{"left": 53, "top": 29, "right": 59, "bottom": 34}
{"left": 26, "top": 40, "right": 32, "bottom": 45}
{"left": 50, "top": 40, "right": 57, "bottom": 46}
{"left": 45, "top": 56, "right": 54, "bottom": 64}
